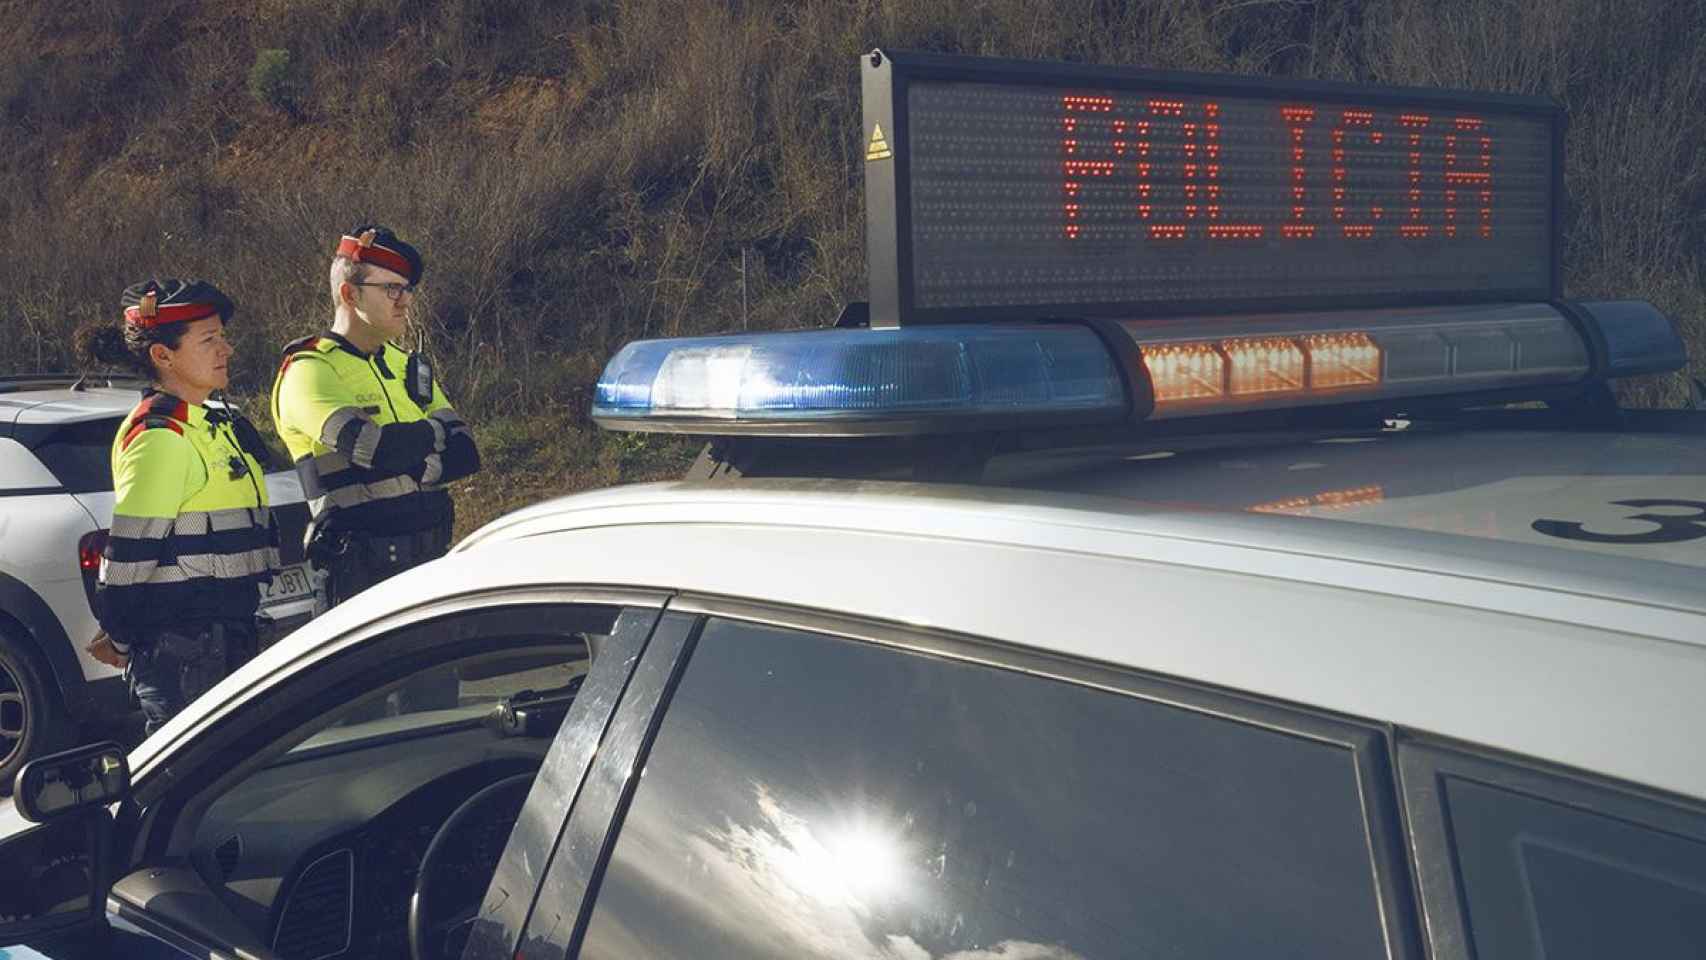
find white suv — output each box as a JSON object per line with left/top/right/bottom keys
{"left": 0, "top": 374, "right": 318, "bottom": 790}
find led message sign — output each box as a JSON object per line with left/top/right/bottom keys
{"left": 862, "top": 51, "right": 1562, "bottom": 326}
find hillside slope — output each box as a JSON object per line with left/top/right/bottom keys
{"left": 4, "top": 0, "right": 1702, "bottom": 530}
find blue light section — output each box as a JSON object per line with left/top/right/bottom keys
{"left": 593, "top": 324, "right": 1126, "bottom": 426}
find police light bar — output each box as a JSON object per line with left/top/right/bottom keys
{"left": 862, "top": 50, "right": 1562, "bottom": 327}
{"left": 592, "top": 324, "right": 1127, "bottom": 436}
{"left": 591, "top": 301, "right": 1686, "bottom": 436}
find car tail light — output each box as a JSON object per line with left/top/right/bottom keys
{"left": 79, "top": 530, "right": 108, "bottom": 572}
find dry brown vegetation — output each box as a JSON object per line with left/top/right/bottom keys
{"left": 3, "top": 0, "right": 1703, "bottom": 532}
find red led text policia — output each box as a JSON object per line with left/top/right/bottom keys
{"left": 1061, "top": 95, "right": 1496, "bottom": 242}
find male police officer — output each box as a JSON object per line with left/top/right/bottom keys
{"left": 271, "top": 226, "right": 481, "bottom": 619}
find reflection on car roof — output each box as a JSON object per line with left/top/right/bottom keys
{"left": 991, "top": 426, "right": 1706, "bottom": 572}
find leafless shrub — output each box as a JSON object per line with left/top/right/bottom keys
{"left": 1, "top": 0, "right": 1701, "bottom": 479}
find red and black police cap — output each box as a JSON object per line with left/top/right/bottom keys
{"left": 334, "top": 224, "right": 424, "bottom": 285}
{"left": 121, "top": 279, "right": 236, "bottom": 329}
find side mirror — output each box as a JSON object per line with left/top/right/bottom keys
{"left": 13, "top": 741, "right": 130, "bottom": 823}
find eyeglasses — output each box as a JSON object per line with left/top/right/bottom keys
{"left": 351, "top": 281, "right": 418, "bottom": 302}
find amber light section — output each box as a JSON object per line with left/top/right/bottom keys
{"left": 1304, "top": 332, "right": 1383, "bottom": 389}
{"left": 1224, "top": 337, "right": 1305, "bottom": 395}
{"left": 1143, "top": 342, "right": 1226, "bottom": 402}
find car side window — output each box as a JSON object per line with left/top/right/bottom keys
{"left": 28, "top": 418, "right": 119, "bottom": 494}
{"left": 1407, "top": 750, "right": 1706, "bottom": 960}
{"left": 325, "top": 648, "right": 581, "bottom": 727}
{"left": 573, "top": 616, "right": 1395, "bottom": 960}
{"left": 160, "top": 602, "right": 657, "bottom": 960}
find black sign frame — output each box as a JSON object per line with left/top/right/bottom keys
{"left": 861, "top": 49, "right": 1565, "bottom": 327}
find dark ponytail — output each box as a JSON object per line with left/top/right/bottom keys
{"left": 74, "top": 316, "right": 189, "bottom": 381}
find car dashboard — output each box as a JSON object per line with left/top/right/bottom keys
{"left": 193, "top": 721, "right": 552, "bottom": 960}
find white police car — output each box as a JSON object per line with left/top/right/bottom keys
{"left": 3, "top": 50, "right": 1704, "bottom": 960}
{"left": 0, "top": 375, "right": 320, "bottom": 792}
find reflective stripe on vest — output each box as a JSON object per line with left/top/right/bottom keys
{"left": 100, "top": 545, "right": 274, "bottom": 587}
{"left": 105, "top": 396, "right": 273, "bottom": 594}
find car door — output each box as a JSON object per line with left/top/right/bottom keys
{"left": 0, "top": 587, "right": 669, "bottom": 960}
{"left": 501, "top": 595, "right": 1424, "bottom": 960}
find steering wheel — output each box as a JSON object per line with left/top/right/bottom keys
{"left": 409, "top": 771, "right": 536, "bottom": 960}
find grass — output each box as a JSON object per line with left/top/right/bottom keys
{"left": 3, "top": 0, "right": 1702, "bottom": 531}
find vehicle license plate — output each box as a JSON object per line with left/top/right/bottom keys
{"left": 262, "top": 563, "right": 315, "bottom": 606}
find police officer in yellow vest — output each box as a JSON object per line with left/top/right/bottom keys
{"left": 271, "top": 225, "right": 480, "bottom": 612}
{"left": 79, "top": 279, "right": 279, "bottom": 735}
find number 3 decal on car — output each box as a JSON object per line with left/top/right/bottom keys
{"left": 1533, "top": 499, "right": 1706, "bottom": 544}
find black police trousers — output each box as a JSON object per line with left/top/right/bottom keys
{"left": 126, "top": 620, "right": 258, "bottom": 737}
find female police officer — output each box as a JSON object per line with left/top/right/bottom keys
{"left": 79, "top": 279, "right": 279, "bottom": 735}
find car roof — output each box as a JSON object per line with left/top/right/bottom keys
{"left": 982, "top": 422, "right": 1706, "bottom": 572}
{"left": 0, "top": 384, "right": 140, "bottom": 431}
{"left": 469, "top": 421, "right": 1706, "bottom": 596}
{"left": 462, "top": 468, "right": 1705, "bottom": 627}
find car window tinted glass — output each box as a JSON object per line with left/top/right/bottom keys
{"left": 303, "top": 647, "right": 588, "bottom": 743}
{"left": 577, "top": 617, "right": 1390, "bottom": 960}
{"left": 206, "top": 645, "right": 584, "bottom": 959}
{"left": 31, "top": 417, "right": 119, "bottom": 493}
{"left": 1445, "top": 776, "right": 1706, "bottom": 959}
{"left": 189, "top": 605, "right": 631, "bottom": 960}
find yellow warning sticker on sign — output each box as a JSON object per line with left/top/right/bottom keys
{"left": 866, "top": 123, "right": 893, "bottom": 161}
